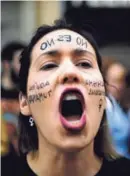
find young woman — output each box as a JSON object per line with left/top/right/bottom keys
{"left": 18, "top": 20, "right": 130, "bottom": 176}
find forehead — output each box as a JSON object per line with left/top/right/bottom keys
{"left": 31, "top": 29, "right": 96, "bottom": 60}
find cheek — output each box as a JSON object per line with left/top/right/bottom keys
{"left": 27, "top": 68, "right": 61, "bottom": 110}
{"left": 86, "top": 95, "right": 105, "bottom": 138}
{"left": 27, "top": 67, "right": 59, "bottom": 92}
{"left": 27, "top": 73, "right": 53, "bottom": 115}
{"left": 84, "top": 71, "right": 105, "bottom": 107}
{"left": 27, "top": 72, "right": 59, "bottom": 130}
{"left": 27, "top": 70, "right": 54, "bottom": 94}
{"left": 27, "top": 86, "right": 52, "bottom": 109}
{"left": 84, "top": 71, "right": 105, "bottom": 129}
{"left": 87, "top": 94, "right": 105, "bottom": 121}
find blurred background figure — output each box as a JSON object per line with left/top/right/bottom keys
{"left": 1, "top": 114, "right": 10, "bottom": 157}
{"left": 1, "top": 42, "right": 26, "bottom": 156}
{"left": 124, "top": 71, "right": 130, "bottom": 156}
{"left": 1, "top": 111, "right": 19, "bottom": 176}
{"left": 1, "top": 41, "right": 26, "bottom": 175}
{"left": 103, "top": 58, "right": 130, "bottom": 159}
{"left": 1, "top": 42, "right": 26, "bottom": 91}
{"left": 105, "top": 61, "right": 127, "bottom": 103}
{"left": 121, "top": 70, "right": 130, "bottom": 116}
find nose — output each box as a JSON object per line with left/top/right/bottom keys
{"left": 61, "top": 74, "right": 79, "bottom": 84}
{"left": 58, "top": 62, "right": 82, "bottom": 85}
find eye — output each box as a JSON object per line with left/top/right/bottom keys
{"left": 40, "top": 63, "right": 58, "bottom": 71}
{"left": 76, "top": 61, "right": 92, "bottom": 69}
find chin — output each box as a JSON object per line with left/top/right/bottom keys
{"left": 57, "top": 138, "right": 88, "bottom": 153}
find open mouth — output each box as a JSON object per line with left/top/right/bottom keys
{"left": 59, "top": 89, "right": 86, "bottom": 131}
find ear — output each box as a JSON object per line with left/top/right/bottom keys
{"left": 19, "top": 92, "right": 31, "bottom": 116}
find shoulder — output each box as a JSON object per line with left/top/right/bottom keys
{"left": 110, "top": 157, "right": 130, "bottom": 168}
{"left": 15, "top": 154, "right": 36, "bottom": 176}
{"left": 101, "top": 157, "right": 130, "bottom": 176}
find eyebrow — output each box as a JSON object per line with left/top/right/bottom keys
{"left": 72, "top": 49, "right": 89, "bottom": 56}
{"left": 37, "top": 48, "right": 95, "bottom": 62}
{"left": 72, "top": 49, "right": 96, "bottom": 59}
{"left": 40, "top": 50, "right": 60, "bottom": 57}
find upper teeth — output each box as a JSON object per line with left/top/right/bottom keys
{"left": 63, "top": 94, "right": 79, "bottom": 101}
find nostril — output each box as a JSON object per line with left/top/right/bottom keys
{"left": 74, "top": 77, "right": 78, "bottom": 82}
{"left": 63, "top": 76, "right": 79, "bottom": 84}
{"left": 63, "top": 77, "right": 68, "bottom": 84}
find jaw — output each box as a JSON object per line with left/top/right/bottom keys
{"left": 56, "top": 133, "right": 89, "bottom": 153}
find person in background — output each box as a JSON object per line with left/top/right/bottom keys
{"left": 1, "top": 114, "right": 9, "bottom": 157}
{"left": 121, "top": 70, "right": 130, "bottom": 156}
{"left": 103, "top": 58, "right": 130, "bottom": 159}
{"left": 105, "top": 61, "right": 127, "bottom": 103}
{"left": 1, "top": 42, "right": 26, "bottom": 125}
{"left": 1, "top": 111, "right": 20, "bottom": 176}
{"left": 121, "top": 70, "right": 130, "bottom": 116}
{"left": 1, "top": 42, "right": 26, "bottom": 91}
{"left": 1, "top": 42, "right": 26, "bottom": 153}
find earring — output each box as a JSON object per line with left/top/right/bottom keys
{"left": 29, "top": 117, "right": 34, "bottom": 127}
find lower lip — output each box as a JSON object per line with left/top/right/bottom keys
{"left": 60, "top": 112, "right": 86, "bottom": 131}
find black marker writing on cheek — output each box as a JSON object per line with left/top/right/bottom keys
{"left": 48, "top": 90, "right": 52, "bottom": 97}
{"left": 88, "top": 89, "right": 105, "bottom": 96}
{"left": 29, "top": 81, "right": 50, "bottom": 91}
{"left": 99, "top": 99, "right": 103, "bottom": 111}
{"left": 28, "top": 89, "right": 52, "bottom": 104}
{"left": 76, "top": 37, "right": 87, "bottom": 48}
{"left": 41, "top": 39, "right": 55, "bottom": 50}
{"left": 86, "top": 80, "right": 104, "bottom": 87}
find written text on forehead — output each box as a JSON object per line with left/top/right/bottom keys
{"left": 40, "top": 34, "right": 88, "bottom": 51}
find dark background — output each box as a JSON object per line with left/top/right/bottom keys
{"left": 64, "top": 1, "right": 130, "bottom": 47}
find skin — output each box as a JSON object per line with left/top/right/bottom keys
{"left": 106, "top": 63, "right": 126, "bottom": 102}
{"left": 2, "top": 60, "right": 16, "bottom": 90}
{"left": 11, "top": 50, "right": 23, "bottom": 74}
{"left": 20, "top": 29, "right": 106, "bottom": 176}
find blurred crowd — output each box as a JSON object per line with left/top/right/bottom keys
{"left": 1, "top": 40, "right": 130, "bottom": 175}
{"left": 1, "top": 42, "right": 26, "bottom": 175}
{"left": 102, "top": 57, "right": 130, "bottom": 159}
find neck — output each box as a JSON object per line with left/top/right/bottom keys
{"left": 27, "top": 138, "right": 102, "bottom": 176}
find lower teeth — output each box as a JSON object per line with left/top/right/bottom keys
{"left": 70, "top": 120, "right": 80, "bottom": 124}
{"left": 65, "top": 115, "right": 81, "bottom": 121}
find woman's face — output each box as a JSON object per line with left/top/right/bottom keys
{"left": 25, "top": 29, "right": 105, "bottom": 151}
{"left": 12, "top": 50, "right": 22, "bottom": 74}
{"left": 106, "top": 63, "right": 126, "bottom": 101}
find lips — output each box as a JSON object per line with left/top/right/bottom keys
{"left": 59, "top": 88, "right": 86, "bottom": 131}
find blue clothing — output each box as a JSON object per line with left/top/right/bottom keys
{"left": 106, "top": 95, "right": 130, "bottom": 159}
{"left": 3, "top": 112, "right": 18, "bottom": 128}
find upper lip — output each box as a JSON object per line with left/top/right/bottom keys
{"left": 59, "top": 87, "right": 85, "bottom": 112}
